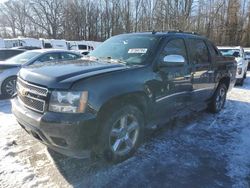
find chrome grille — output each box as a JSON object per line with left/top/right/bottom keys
{"left": 17, "top": 78, "right": 48, "bottom": 96}
{"left": 17, "top": 78, "right": 48, "bottom": 113}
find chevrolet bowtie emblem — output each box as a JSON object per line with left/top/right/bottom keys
{"left": 20, "top": 88, "right": 28, "bottom": 97}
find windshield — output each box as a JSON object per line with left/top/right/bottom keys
{"left": 89, "top": 35, "right": 160, "bottom": 65}
{"left": 219, "top": 49, "right": 241, "bottom": 58}
{"left": 5, "top": 51, "right": 41, "bottom": 64}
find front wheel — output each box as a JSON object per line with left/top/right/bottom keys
{"left": 96, "top": 105, "right": 144, "bottom": 163}
{"left": 208, "top": 83, "right": 227, "bottom": 113}
{"left": 1, "top": 77, "right": 17, "bottom": 98}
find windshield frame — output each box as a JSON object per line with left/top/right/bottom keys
{"left": 89, "top": 34, "right": 162, "bottom": 66}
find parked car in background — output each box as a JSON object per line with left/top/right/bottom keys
{"left": 0, "top": 49, "right": 26, "bottom": 61}
{"left": 12, "top": 31, "right": 236, "bottom": 162}
{"left": 218, "top": 46, "right": 248, "bottom": 86}
{"left": 0, "top": 49, "right": 82, "bottom": 98}
{"left": 244, "top": 48, "right": 250, "bottom": 69}
{"left": 68, "top": 41, "right": 94, "bottom": 55}
{"left": 12, "top": 46, "right": 42, "bottom": 50}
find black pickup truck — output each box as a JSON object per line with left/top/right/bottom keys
{"left": 12, "top": 31, "right": 237, "bottom": 162}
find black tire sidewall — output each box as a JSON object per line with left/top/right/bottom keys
{"left": 210, "top": 83, "right": 227, "bottom": 113}
{"left": 97, "top": 105, "right": 144, "bottom": 162}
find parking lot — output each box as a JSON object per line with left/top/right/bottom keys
{"left": 0, "top": 72, "right": 250, "bottom": 188}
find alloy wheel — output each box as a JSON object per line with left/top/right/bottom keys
{"left": 4, "top": 79, "right": 16, "bottom": 97}
{"left": 109, "top": 114, "right": 140, "bottom": 156}
{"left": 215, "top": 87, "right": 226, "bottom": 110}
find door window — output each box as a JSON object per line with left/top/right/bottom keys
{"left": 187, "top": 39, "right": 209, "bottom": 64}
{"left": 61, "top": 52, "right": 81, "bottom": 60}
{"left": 37, "top": 53, "right": 60, "bottom": 63}
{"left": 161, "top": 38, "right": 188, "bottom": 63}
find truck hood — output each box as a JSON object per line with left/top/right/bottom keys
{"left": 19, "top": 59, "right": 128, "bottom": 89}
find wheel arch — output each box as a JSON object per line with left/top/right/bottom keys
{"left": 97, "top": 91, "right": 149, "bottom": 122}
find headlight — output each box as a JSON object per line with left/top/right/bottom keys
{"left": 49, "top": 91, "right": 88, "bottom": 113}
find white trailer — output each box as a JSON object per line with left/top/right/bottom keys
{"left": 40, "top": 39, "right": 68, "bottom": 50}
{"left": 4, "top": 37, "right": 43, "bottom": 48}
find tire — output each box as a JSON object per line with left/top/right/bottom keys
{"left": 1, "top": 77, "right": 17, "bottom": 98}
{"left": 96, "top": 105, "right": 144, "bottom": 163}
{"left": 208, "top": 83, "right": 227, "bottom": 113}
{"left": 243, "top": 72, "right": 247, "bottom": 79}
{"left": 238, "top": 78, "right": 244, "bottom": 86}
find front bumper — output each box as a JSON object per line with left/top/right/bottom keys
{"left": 12, "top": 97, "right": 98, "bottom": 158}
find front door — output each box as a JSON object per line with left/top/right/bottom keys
{"left": 153, "top": 38, "right": 193, "bottom": 121}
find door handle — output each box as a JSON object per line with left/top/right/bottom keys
{"left": 207, "top": 70, "right": 214, "bottom": 74}
{"left": 184, "top": 75, "right": 191, "bottom": 79}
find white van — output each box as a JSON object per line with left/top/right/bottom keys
{"left": 218, "top": 46, "right": 248, "bottom": 86}
{"left": 67, "top": 41, "right": 94, "bottom": 55}
{"left": 40, "top": 39, "right": 68, "bottom": 50}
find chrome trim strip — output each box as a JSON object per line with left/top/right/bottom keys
{"left": 156, "top": 87, "right": 215, "bottom": 103}
{"left": 156, "top": 91, "right": 189, "bottom": 102}
{"left": 192, "top": 87, "right": 215, "bottom": 93}
{"left": 17, "top": 78, "right": 48, "bottom": 97}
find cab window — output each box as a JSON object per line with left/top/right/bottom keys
{"left": 187, "top": 39, "right": 209, "bottom": 64}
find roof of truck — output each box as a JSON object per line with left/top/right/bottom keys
{"left": 121, "top": 30, "right": 207, "bottom": 39}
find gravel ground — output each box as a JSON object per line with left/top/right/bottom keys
{"left": 0, "top": 72, "right": 250, "bottom": 188}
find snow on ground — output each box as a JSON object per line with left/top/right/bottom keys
{"left": 0, "top": 73, "right": 250, "bottom": 188}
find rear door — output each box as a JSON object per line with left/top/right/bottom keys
{"left": 186, "top": 38, "right": 216, "bottom": 102}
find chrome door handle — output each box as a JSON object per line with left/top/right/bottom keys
{"left": 184, "top": 75, "right": 191, "bottom": 79}
{"left": 207, "top": 70, "right": 214, "bottom": 74}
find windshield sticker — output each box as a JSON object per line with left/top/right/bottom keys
{"left": 128, "top": 48, "right": 148, "bottom": 54}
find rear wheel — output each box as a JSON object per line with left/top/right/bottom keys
{"left": 237, "top": 78, "right": 244, "bottom": 86}
{"left": 96, "top": 105, "right": 144, "bottom": 163}
{"left": 1, "top": 77, "right": 17, "bottom": 98}
{"left": 208, "top": 83, "right": 227, "bottom": 113}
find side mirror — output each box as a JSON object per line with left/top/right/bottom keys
{"left": 160, "top": 55, "right": 185, "bottom": 67}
